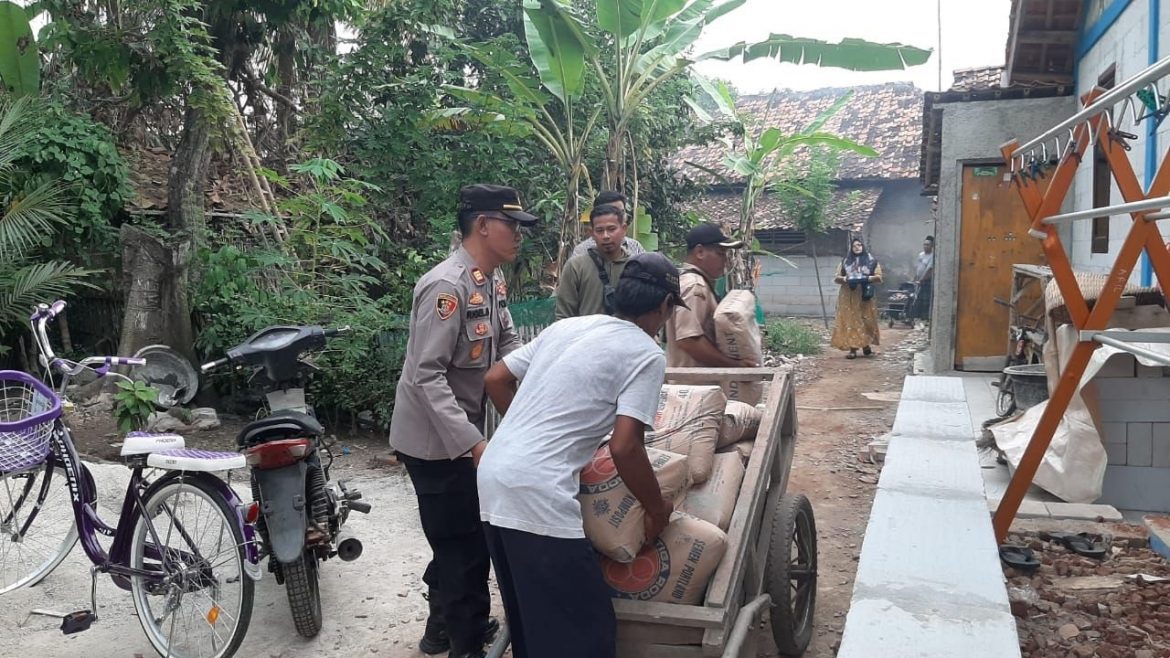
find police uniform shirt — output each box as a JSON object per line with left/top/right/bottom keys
{"left": 389, "top": 247, "right": 520, "bottom": 460}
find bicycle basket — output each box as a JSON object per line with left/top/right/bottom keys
{"left": 0, "top": 370, "right": 62, "bottom": 473}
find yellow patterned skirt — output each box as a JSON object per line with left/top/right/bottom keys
{"left": 831, "top": 284, "right": 881, "bottom": 351}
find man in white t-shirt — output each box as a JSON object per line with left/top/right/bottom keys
{"left": 477, "top": 253, "right": 684, "bottom": 658}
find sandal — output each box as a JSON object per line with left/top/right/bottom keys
{"left": 846, "top": 350, "right": 858, "bottom": 360}
{"left": 1043, "top": 532, "right": 1108, "bottom": 560}
{"left": 999, "top": 544, "right": 1041, "bottom": 573}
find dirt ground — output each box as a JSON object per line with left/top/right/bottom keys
{"left": 0, "top": 325, "right": 921, "bottom": 657}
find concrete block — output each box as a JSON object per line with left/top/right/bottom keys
{"left": 1106, "top": 442, "right": 1128, "bottom": 465}
{"left": 1101, "top": 422, "right": 1127, "bottom": 444}
{"left": 1093, "top": 353, "right": 1136, "bottom": 378}
{"left": 1128, "top": 423, "right": 1153, "bottom": 467}
{"left": 1100, "top": 465, "right": 1170, "bottom": 513}
{"left": 1155, "top": 423, "right": 1170, "bottom": 468}
{"left": 1095, "top": 378, "right": 1170, "bottom": 402}
{"left": 1044, "top": 502, "right": 1124, "bottom": 522}
{"left": 986, "top": 497, "right": 1050, "bottom": 518}
{"left": 1097, "top": 399, "right": 1170, "bottom": 423}
{"left": 1145, "top": 515, "right": 1170, "bottom": 562}
{"left": 1136, "top": 364, "right": 1168, "bottom": 378}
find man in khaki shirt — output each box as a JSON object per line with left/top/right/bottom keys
{"left": 666, "top": 223, "right": 754, "bottom": 368}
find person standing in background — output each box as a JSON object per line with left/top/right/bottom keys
{"left": 831, "top": 237, "right": 883, "bottom": 359}
{"left": 914, "top": 236, "right": 934, "bottom": 321}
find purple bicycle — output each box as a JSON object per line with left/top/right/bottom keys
{"left": 0, "top": 300, "right": 259, "bottom": 658}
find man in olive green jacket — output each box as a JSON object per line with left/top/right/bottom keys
{"left": 555, "top": 204, "right": 630, "bottom": 320}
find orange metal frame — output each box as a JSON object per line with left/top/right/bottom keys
{"left": 992, "top": 88, "right": 1170, "bottom": 542}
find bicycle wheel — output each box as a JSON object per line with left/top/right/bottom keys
{"left": 0, "top": 462, "right": 79, "bottom": 594}
{"left": 130, "top": 475, "right": 254, "bottom": 658}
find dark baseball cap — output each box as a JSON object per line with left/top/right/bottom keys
{"left": 686, "top": 222, "right": 745, "bottom": 250}
{"left": 619, "top": 253, "right": 689, "bottom": 309}
{"left": 459, "top": 184, "right": 538, "bottom": 226}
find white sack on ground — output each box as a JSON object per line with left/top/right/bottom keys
{"left": 645, "top": 385, "right": 725, "bottom": 484}
{"left": 989, "top": 326, "right": 1170, "bottom": 503}
{"left": 714, "top": 290, "right": 764, "bottom": 405}
{"left": 579, "top": 444, "right": 690, "bottom": 563}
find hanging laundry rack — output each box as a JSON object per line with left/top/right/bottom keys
{"left": 992, "top": 55, "right": 1170, "bottom": 542}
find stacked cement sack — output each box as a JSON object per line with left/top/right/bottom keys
{"left": 600, "top": 513, "right": 728, "bottom": 605}
{"left": 714, "top": 290, "right": 765, "bottom": 405}
{"left": 717, "top": 400, "right": 762, "bottom": 447}
{"left": 678, "top": 452, "right": 745, "bottom": 531}
{"left": 579, "top": 445, "right": 690, "bottom": 562}
{"left": 645, "top": 385, "right": 725, "bottom": 484}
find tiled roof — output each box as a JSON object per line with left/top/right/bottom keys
{"left": 692, "top": 186, "right": 883, "bottom": 233}
{"left": 675, "top": 83, "right": 924, "bottom": 184}
{"left": 951, "top": 66, "right": 1006, "bottom": 91}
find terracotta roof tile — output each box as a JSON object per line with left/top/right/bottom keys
{"left": 675, "top": 82, "right": 924, "bottom": 184}
{"left": 692, "top": 186, "right": 883, "bottom": 233}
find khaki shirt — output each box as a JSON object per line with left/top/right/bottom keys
{"left": 666, "top": 264, "right": 719, "bottom": 368}
{"left": 554, "top": 249, "right": 630, "bottom": 320}
{"left": 388, "top": 247, "right": 520, "bottom": 460}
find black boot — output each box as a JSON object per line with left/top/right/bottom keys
{"left": 419, "top": 616, "right": 500, "bottom": 655}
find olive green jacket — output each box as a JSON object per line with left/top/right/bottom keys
{"left": 554, "top": 249, "right": 630, "bottom": 320}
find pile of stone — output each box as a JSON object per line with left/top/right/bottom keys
{"left": 1005, "top": 530, "right": 1170, "bottom": 657}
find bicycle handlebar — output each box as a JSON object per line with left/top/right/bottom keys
{"left": 322, "top": 325, "right": 351, "bottom": 338}
{"left": 201, "top": 357, "right": 231, "bottom": 374}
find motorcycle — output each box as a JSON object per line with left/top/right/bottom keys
{"left": 202, "top": 324, "right": 371, "bottom": 637}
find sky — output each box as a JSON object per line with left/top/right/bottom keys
{"left": 692, "top": 0, "right": 1013, "bottom": 93}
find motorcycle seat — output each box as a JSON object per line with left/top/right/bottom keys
{"left": 238, "top": 409, "right": 324, "bottom": 446}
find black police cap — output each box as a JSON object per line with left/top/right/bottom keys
{"left": 459, "top": 184, "right": 538, "bottom": 226}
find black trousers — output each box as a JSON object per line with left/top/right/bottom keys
{"left": 401, "top": 454, "right": 491, "bottom": 653}
{"left": 915, "top": 279, "right": 933, "bottom": 320}
{"left": 484, "top": 524, "right": 616, "bottom": 658}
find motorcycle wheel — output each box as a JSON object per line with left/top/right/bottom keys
{"left": 283, "top": 550, "right": 323, "bottom": 637}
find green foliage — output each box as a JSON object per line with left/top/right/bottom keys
{"left": 112, "top": 379, "right": 159, "bottom": 435}
{"left": 774, "top": 146, "right": 843, "bottom": 235}
{"left": 12, "top": 101, "right": 131, "bottom": 253}
{"left": 193, "top": 159, "right": 412, "bottom": 428}
{"left": 0, "top": 1, "right": 38, "bottom": 96}
{"left": 0, "top": 98, "right": 95, "bottom": 335}
{"left": 763, "top": 319, "right": 822, "bottom": 356}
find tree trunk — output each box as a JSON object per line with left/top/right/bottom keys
{"left": 811, "top": 239, "right": 830, "bottom": 330}
{"left": 116, "top": 224, "right": 196, "bottom": 364}
{"left": 166, "top": 106, "right": 213, "bottom": 234}
{"left": 274, "top": 23, "right": 297, "bottom": 172}
{"left": 119, "top": 103, "right": 211, "bottom": 364}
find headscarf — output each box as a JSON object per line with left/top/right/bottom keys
{"left": 843, "top": 239, "right": 878, "bottom": 278}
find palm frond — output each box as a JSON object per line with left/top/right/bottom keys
{"left": 0, "top": 97, "right": 37, "bottom": 173}
{"left": 0, "top": 178, "right": 72, "bottom": 260}
{"left": 0, "top": 260, "right": 97, "bottom": 326}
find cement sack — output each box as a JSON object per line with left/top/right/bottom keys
{"left": 645, "top": 385, "right": 726, "bottom": 484}
{"left": 714, "top": 290, "right": 765, "bottom": 405}
{"left": 716, "top": 439, "right": 754, "bottom": 463}
{"left": 679, "top": 452, "right": 745, "bottom": 531}
{"left": 579, "top": 444, "right": 691, "bottom": 563}
{"left": 717, "top": 400, "right": 762, "bottom": 447}
{"left": 600, "top": 514, "right": 728, "bottom": 605}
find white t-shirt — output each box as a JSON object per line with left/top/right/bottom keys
{"left": 478, "top": 315, "right": 666, "bottom": 538}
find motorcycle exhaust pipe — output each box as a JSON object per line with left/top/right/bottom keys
{"left": 335, "top": 529, "right": 363, "bottom": 562}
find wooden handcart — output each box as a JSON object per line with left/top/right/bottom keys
{"left": 488, "top": 367, "right": 816, "bottom": 658}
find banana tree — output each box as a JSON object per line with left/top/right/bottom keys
{"left": 0, "top": 1, "right": 39, "bottom": 97}
{"left": 438, "top": 1, "right": 601, "bottom": 271}
{"left": 686, "top": 83, "right": 876, "bottom": 291}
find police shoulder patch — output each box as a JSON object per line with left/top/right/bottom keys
{"left": 436, "top": 293, "right": 458, "bottom": 321}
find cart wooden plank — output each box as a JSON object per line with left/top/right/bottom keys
{"left": 613, "top": 600, "right": 726, "bottom": 629}
{"left": 703, "top": 370, "right": 791, "bottom": 609}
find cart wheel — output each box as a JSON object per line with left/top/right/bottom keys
{"left": 766, "top": 494, "right": 817, "bottom": 657}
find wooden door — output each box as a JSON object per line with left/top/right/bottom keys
{"left": 956, "top": 164, "right": 1048, "bottom": 370}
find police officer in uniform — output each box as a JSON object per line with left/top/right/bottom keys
{"left": 390, "top": 184, "right": 536, "bottom": 658}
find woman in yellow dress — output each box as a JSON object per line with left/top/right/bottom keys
{"left": 831, "top": 238, "right": 883, "bottom": 359}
